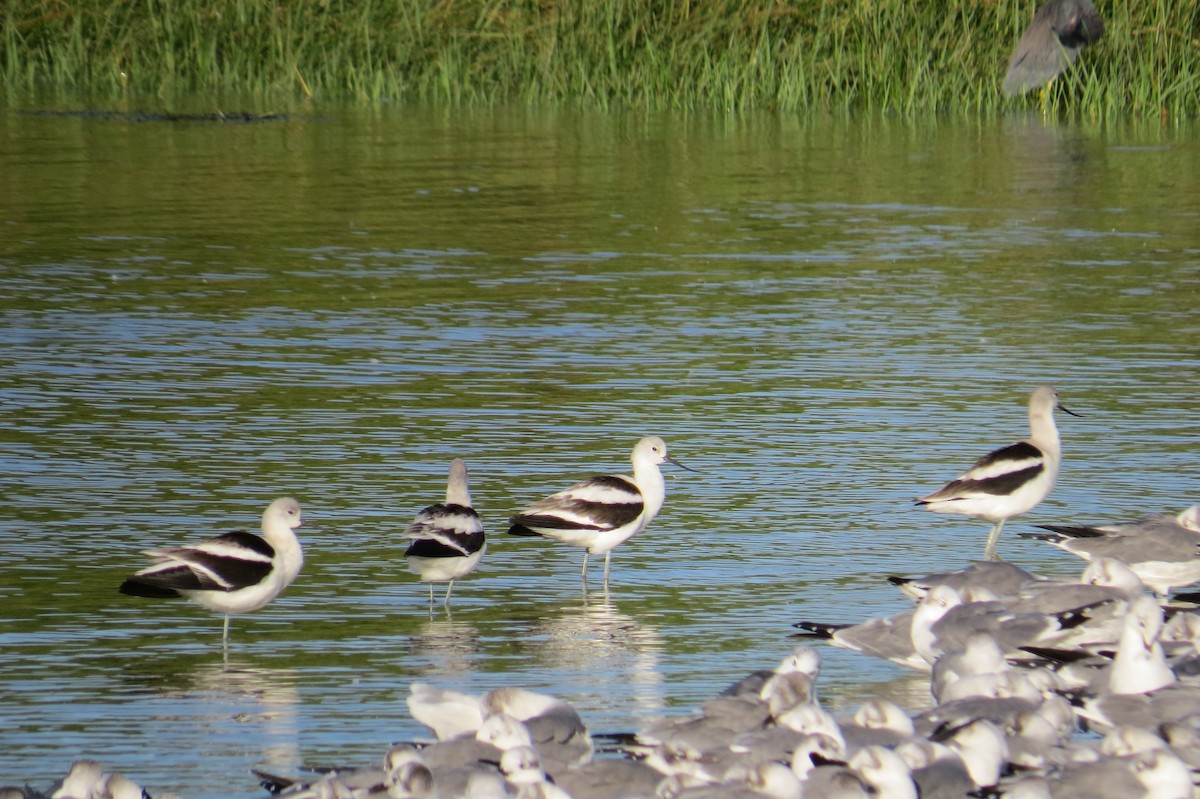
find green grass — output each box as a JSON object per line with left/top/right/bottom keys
{"left": 2, "top": 0, "right": 1198, "bottom": 117}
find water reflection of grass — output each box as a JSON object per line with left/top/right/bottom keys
{"left": 3, "top": 1, "right": 1195, "bottom": 117}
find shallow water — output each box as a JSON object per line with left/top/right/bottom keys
{"left": 1, "top": 100, "right": 1198, "bottom": 796}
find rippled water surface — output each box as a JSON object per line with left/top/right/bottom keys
{"left": 1, "top": 101, "right": 1198, "bottom": 796}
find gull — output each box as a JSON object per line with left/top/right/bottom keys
{"left": 1024, "top": 507, "right": 1200, "bottom": 599}
{"left": 909, "top": 585, "right": 1043, "bottom": 665}
{"left": 1006, "top": 557, "right": 1144, "bottom": 615}
{"left": 551, "top": 759, "right": 667, "bottom": 799}
{"left": 792, "top": 607, "right": 924, "bottom": 669}
{"left": 916, "top": 385, "right": 1079, "bottom": 561}
{"left": 789, "top": 733, "right": 848, "bottom": 781}
{"left": 627, "top": 672, "right": 817, "bottom": 782}
{"left": 1077, "top": 683, "right": 1200, "bottom": 733}
{"left": 1026, "top": 749, "right": 1192, "bottom": 799}
{"left": 257, "top": 745, "right": 433, "bottom": 798}
{"left": 887, "top": 561, "right": 1042, "bottom": 602}
{"left": 938, "top": 718, "right": 1008, "bottom": 788}
{"left": 406, "top": 683, "right": 484, "bottom": 741}
{"left": 118, "top": 496, "right": 304, "bottom": 643}
{"left": 475, "top": 711, "right": 537, "bottom": 751}
{"left": 794, "top": 583, "right": 967, "bottom": 671}
{"left": 894, "top": 739, "right": 978, "bottom": 799}
{"left": 848, "top": 746, "right": 918, "bottom": 799}
{"left": 1158, "top": 722, "right": 1200, "bottom": 770}
{"left": 839, "top": 699, "right": 915, "bottom": 753}
{"left": 1003, "top": 701, "right": 1079, "bottom": 771}
{"left": 96, "top": 774, "right": 151, "bottom": 799}
{"left": 681, "top": 761, "right": 806, "bottom": 799}
{"left": 404, "top": 458, "right": 486, "bottom": 606}
{"left": 499, "top": 746, "right": 570, "bottom": 799}
{"left": 382, "top": 749, "right": 437, "bottom": 799}
{"left": 913, "top": 672, "right": 1049, "bottom": 737}
{"left": 508, "top": 436, "right": 692, "bottom": 585}
{"left": 406, "top": 682, "right": 592, "bottom": 773}
{"left": 50, "top": 759, "right": 104, "bottom": 799}
{"left": 930, "top": 631, "right": 1010, "bottom": 703}
{"left": 399, "top": 719, "right": 520, "bottom": 798}
{"left": 1099, "top": 726, "right": 1171, "bottom": 759}
{"left": 794, "top": 768, "right": 873, "bottom": 799}
{"left": 717, "top": 647, "right": 822, "bottom": 699}
{"left": 797, "top": 582, "right": 1091, "bottom": 673}
{"left": 1102, "top": 596, "right": 1176, "bottom": 695}
{"left": 274, "top": 773, "right": 374, "bottom": 799}
{"left": 482, "top": 687, "right": 594, "bottom": 769}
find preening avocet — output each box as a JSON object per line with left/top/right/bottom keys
{"left": 916, "top": 385, "right": 1080, "bottom": 561}
{"left": 507, "top": 436, "right": 691, "bottom": 586}
{"left": 404, "top": 458, "right": 486, "bottom": 606}
{"left": 118, "top": 496, "right": 304, "bottom": 643}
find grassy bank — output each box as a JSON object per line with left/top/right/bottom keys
{"left": 2, "top": 0, "right": 1197, "bottom": 117}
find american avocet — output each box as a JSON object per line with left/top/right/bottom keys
{"left": 916, "top": 384, "right": 1080, "bottom": 561}
{"left": 507, "top": 436, "right": 692, "bottom": 585}
{"left": 404, "top": 458, "right": 486, "bottom": 606}
{"left": 119, "top": 496, "right": 304, "bottom": 644}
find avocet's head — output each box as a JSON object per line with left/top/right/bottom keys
{"left": 265, "top": 497, "right": 303, "bottom": 529}
{"left": 633, "top": 436, "right": 695, "bottom": 472}
{"left": 445, "top": 458, "right": 472, "bottom": 507}
{"left": 1030, "top": 384, "right": 1081, "bottom": 418}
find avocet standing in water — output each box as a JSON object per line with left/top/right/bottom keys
{"left": 404, "top": 458, "right": 486, "bottom": 606}
{"left": 119, "top": 496, "right": 304, "bottom": 643}
{"left": 916, "top": 385, "right": 1080, "bottom": 561}
{"left": 508, "top": 436, "right": 691, "bottom": 586}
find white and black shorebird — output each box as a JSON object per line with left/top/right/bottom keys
{"left": 507, "top": 435, "right": 691, "bottom": 586}
{"left": 404, "top": 458, "right": 486, "bottom": 606}
{"left": 916, "top": 385, "right": 1080, "bottom": 561}
{"left": 119, "top": 496, "right": 304, "bottom": 644}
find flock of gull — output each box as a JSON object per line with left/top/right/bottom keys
{"left": 17, "top": 378, "right": 1200, "bottom": 799}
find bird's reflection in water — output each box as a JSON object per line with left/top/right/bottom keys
{"left": 201, "top": 658, "right": 302, "bottom": 770}
{"left": 533, "top": 588, "right": 666, "bottom": 724}
{"left": 405, "top": 613, "right": 483, "bottom": 678}
{"left": 119, "top": 654, "right": 303, "bottom": 786}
